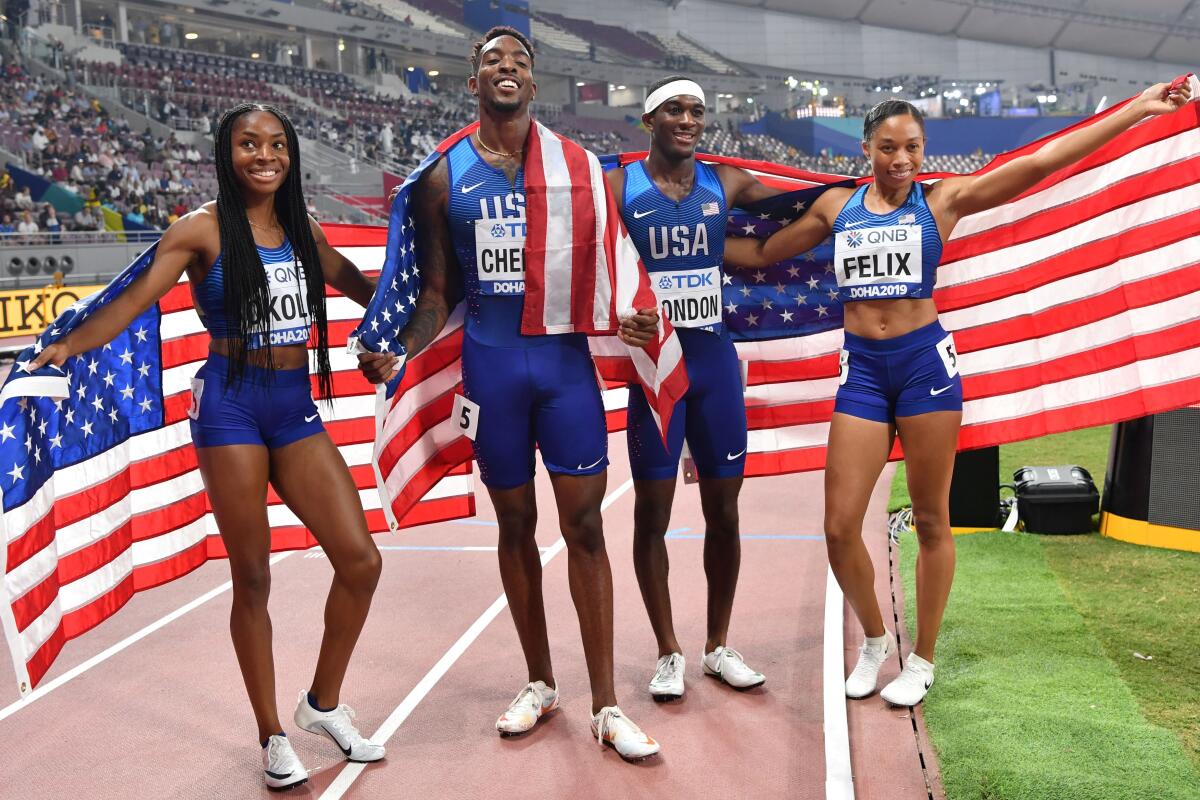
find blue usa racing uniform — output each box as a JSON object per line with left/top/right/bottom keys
{"left": 446, "top": 137, "right": 608, "bottom": 489}
{"left": 189, "top": 239, "right": 324, "bottom": 449}
{"left": 620, "top": 159, "right": 747, "bottom": 481}
{"left": 830, "top": 182, "right": 962, "bottom": 422}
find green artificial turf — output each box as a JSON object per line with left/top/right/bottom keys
{"left": 1041, "top": 535, "right": 1200, "bottom": 771}
{"left": 897, "top": 530, "right": 1200, "bottom": 799}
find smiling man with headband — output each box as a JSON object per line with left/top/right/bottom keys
{"left": 607, "top": 76, "right": 784, "bottom": 703}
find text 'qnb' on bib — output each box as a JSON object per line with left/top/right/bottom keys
{"left": 251, "top": 258, "right": 311, "bottom": 347}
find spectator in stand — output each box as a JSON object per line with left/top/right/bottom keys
{"left": 14, "top": 186, "right": 34, "bottom": 211}
{"left": 16, "top": 209, "right": 39, "bottom": 242}
{"left": 0, "top": 213, "right": 14, "bottom": 236}
{"left": 40, "top": 203, "right": 62, "bottom": 242}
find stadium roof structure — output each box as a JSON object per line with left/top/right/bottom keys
{"left": 715, "top": 0, "right": 1200, "bottom": 63}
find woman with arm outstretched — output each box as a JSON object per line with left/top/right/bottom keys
{"left": 726, "top": 80, "right": 1191, "bottom": 706}
{"left": 33, "top": 104, "right": 388, "bottom": 788}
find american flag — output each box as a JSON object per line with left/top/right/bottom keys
{"left": 5, "top": 85, "right": 1199, "bottom": 697}
{"left": 709, "top": 79, "right": 1200, "bottom": 475}
{"left": 0, "top": 228, "right": 472, "bottom": 697}
{"left": 351, "top": 121, "right": 688, "bottom": 530}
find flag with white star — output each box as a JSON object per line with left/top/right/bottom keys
{"left": 723, "top": 186, "right": 851, "bottom": 341}
{"left": 0, "top": 226, "right": 473, "bottom": 699}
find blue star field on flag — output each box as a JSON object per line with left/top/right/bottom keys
{"left": 348, "top": 149, "right": 448, "bottom": 399}
{"left": 0, "top": 246, "right": 164, "bottom": 511}
{"left": 722, "top": 185, "right": 850, "bottom": 342}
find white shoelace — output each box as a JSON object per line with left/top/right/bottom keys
{"left": 594, "top": 707, "right": 625, "bottom": 744}
{"left": 719, "top": 647, "right": 748, "bottom": 670}
{"left": 653, "top": 654, "right": 683, "bottom": 684}
{"left": 325, "top": 704, "right": 365, "bottom": 743}
{"left": 266, "top": 737, "right": 293, "bottom": 768}
{"left": 508, "top": 683, "right": 543, "bottom": 714}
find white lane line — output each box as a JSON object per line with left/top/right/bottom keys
{"left": 824, "top": 565, "right": 855, "bottom": 800}
{"left": 320, "top": 478, "right": 636, "bottom": 800}
{"left": 0, "top": 550, "right": 298, "bottom": 724}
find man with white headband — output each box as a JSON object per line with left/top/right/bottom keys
{"left": 361, "top": 27, "right": 662, "bottom": 761}
{"left": 607, "top": 75, "right": 781, "bottom": 701}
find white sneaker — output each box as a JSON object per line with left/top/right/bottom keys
{"left": 649, "top": 653, "right": 686, "bottom": 700}
{"left": 881, "top": 653, "right": 935, "bottom": 707}
{"left": 701, "top": 646, "right": 766, "bottom": 689}
{"left": 262, "top": 734, "right": 308, "bottom": 790}
{"left": 845, "top": 631, "right": 896, "bottom": 699}
{"left": 293, "top": 691, "right": 386, "bottom": 763}
{"left": 591, "top": 706, "right": 660, "bottom": 761}
{"left": 495, "top": 680, "right": 559, "bottom": 736}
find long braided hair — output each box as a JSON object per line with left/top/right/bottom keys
{"left": 212, "top": 103, "right": 334, "bottom": 400}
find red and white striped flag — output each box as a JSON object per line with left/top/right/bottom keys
{"left": 0, "top": 231, "right": 470, "bottom": 696}
{"left": 732, "top": 79, "right": 1200, "bottom": 473}
{"left": 352, "top": 121, "right": 688, "bottom": 530}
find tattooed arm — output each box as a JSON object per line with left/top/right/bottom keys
{"left": 399, "top": 158, "right": 462, "bottom": 356}
{"left": 358, "top": 159, "right": 462, "bottom": 384}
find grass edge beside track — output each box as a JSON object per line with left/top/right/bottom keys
{"left": 897, "top": 530, "right": 1200, "bottom": 800}
{"left": 886, "top": 425, "right": 1200, "bottom": 798}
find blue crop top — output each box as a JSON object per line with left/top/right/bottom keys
{"left": 830, "top": 183, "right": 943, "bottom": 303}
{"left": 193, "top": 239, "right": 311, "bottom": 349}
{"left": 620, "top": 159, "right": 727, "bottom": 335}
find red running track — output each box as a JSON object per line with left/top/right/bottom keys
{"left": 0, "top": 434, "right": 941, "bottom": 799}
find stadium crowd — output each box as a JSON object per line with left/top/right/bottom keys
{"left": 1, "top": 42, "right": 992, "bottom": 236}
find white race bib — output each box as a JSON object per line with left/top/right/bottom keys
{"left": 935, "top": 333, "right": 959, "bottom": 378}
{"left": 834, "top": 225, "right": 923, "bottom": 300}
{"left": 475, "top": 217, "right": 526, "bottom": 296}
{"left": 252, "top": 258, "right": 311, "bottom": 346}
{"left": 651, "top": 266, "right": 722, "bottom": 328}
{"left": 453, "top": 393, "right": 480, "bottom": 441}
{"left": 187, "top": 377, "right": 204, "bottom": 421}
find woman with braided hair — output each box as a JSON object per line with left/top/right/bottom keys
{"left": 32, "top": 104, "right": 385, "bottom": 789}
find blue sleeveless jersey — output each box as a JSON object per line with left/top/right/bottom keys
{"left": 447, "top": 137, "right": 565, "bottom": 348}
{"left": 620, "top": 160, "right": 727, "bottom": 335}
{"left": 830, "top": 183, "right": 942, "bottom": 303}
{"left": 193, "top": 239, "right": 311, "bottom": 350}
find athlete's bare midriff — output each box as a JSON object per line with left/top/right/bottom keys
{"left": 843, "top": 297, "right": 939, "bottom": 339}
{"left": 208, "top": 339, "right": 311, "bottom": 369}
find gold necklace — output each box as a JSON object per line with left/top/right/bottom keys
{"left": 475, "top": 133, "right": 523, "bottom": 159}
{"left": 247, "top": 218, "right": 282, "bottom": 233}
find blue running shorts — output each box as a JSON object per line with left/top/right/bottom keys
{"left": 834, "top": 320, "right": 964, "bottom": 423}
{"left": 188, "top": 352, "right": 324, "bottom": 449}
{"left": 461, "top": 331, "right": 609, "bottom": 490}
{"left": 627, "top": 328, "right": 747, "bottom": 481}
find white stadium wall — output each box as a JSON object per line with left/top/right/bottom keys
{"left": 534, "top": 0, "right": 1193, "bottom": 96}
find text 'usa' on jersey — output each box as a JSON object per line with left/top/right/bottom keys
{"left": 621, "top": 160, "right": 728, "bottom": 334}
{"left": 447, "top": 136, "right": 551, "bottom": 348}
{"left": 830, "top": 182, "right": 943, "bottom": 304}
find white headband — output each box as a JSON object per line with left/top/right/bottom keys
{"left": 644, "top": 80, "right": 706, "bottom": 114}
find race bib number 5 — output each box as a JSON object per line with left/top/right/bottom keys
{"left": 936, "top": 333, "right": 959, "bottom": 378}
{"left": 475, "top": 218, "right": 526, "bottom": 296}
{"left": 187, "top": 377, "right": 204, "bottom": 421}
{"left": 452, "top": 393, "right": 480, "bottom": 441}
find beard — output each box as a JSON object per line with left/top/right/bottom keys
{"left": 485, "top": 93, "right": 525, "bottom": 114}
